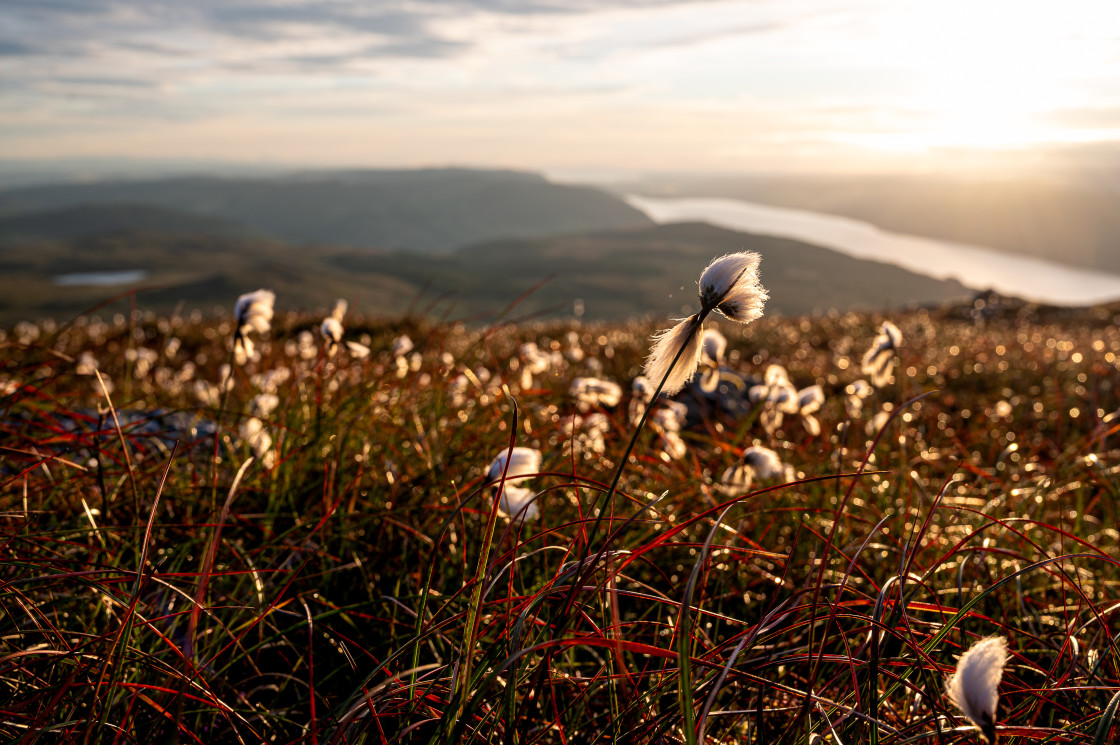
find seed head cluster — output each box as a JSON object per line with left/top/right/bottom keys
{"left": 644, "top": 252, "right": 769, "bottom": 396}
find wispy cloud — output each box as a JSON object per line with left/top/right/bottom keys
{"left": 2, "top": 0, "right": 1120, "bottom": 172}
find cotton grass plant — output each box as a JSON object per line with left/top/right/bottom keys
{"left": 232, "top": 288, "right": 275, "bottom": 365}
{"left": 644, "top": 252, "right": 768, "bottom": 395}
{"left": 698, "top": 327, "right": 728, "bottom": 393}
{"left": 947, "top": 636, "right": 1010, "bottom": 743}
{"left": 583, "top": 251, "right": 769, "bottom": 556}
{"left": 862, "top": 320, "right": 903, "bottom": 387}
{"left": 320, "top": 298, "right": 347, "bottom": 356}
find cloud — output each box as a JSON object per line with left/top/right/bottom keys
{"left": 54, "top": 76, "right": 160, "bottom": 89}
{"left": 640, "top": 20, "right": 789, "bottom": 48}
{"left": 202, "top": 4, "right": 434, "bottom": 41}
{"left": 0, "top": 39, "right": 40, "bottom": 56}
{"left": 5, "top": 1, "right": 455, "bottom": 68}
{"left": 7, "top": 0, "right": 1119, "bottom": 174}
{"left": 2, "top": 0, "right": 741, "bottom": 102}
{"left": 3, "top": 0, "right": 115, "bottom": 16}
{"left": 4, "top": 0, "right": 729, "bottom": 60}
{"left": 273, "top": 37, "right": 466, "bottom": 69}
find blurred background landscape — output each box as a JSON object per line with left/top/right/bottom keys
{"left": 2, "top": 0, "right": 1119, "bottom": 322}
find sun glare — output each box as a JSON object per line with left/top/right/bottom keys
{"left": 874, "top": 0, "right": 1120, "bottom": 150}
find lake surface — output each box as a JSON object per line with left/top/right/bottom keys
{"left": 54, "top": 270, "right": 148, "bottom": 287}
{"left": 626, "top": 195, "right": 1120, "bottom": 306}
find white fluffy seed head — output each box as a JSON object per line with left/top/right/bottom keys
{"left": 861, "top": 321, "right": 902, "bottom": 386}
{"left": 947, "top": 636, "right": 1009, "bottom": 744}
{"left": 718, "top": 464, "right": 755, "bottom": 496}
{"left": 234, "top": 290, "right": 275, "bottom": 335}
{"left": 345, "top": 341, "right": 371, "bottom": 359}
{"left": 239, "top": 416, "right": 273, "bottom": 462}
{"left": 777, "top": 383, "right": 800, "bottom": 414}
{"left": 645, "top": 253, "right": 765, "bottom": 395}
{"left": 798, "top": 385, "right": 825, "bottom": 414}
{"left": 632, "top": 376, "right": 655, "bottom": 402}
{"left": 330, "top": 298, "right": 348, "bottom": 322}
{"left": 742, "top": 446, "right": 783, "bottom": 480}
{"left": 497, "top": 484, "right": 540, "bottom": 522}
{"left": 643, "top": 317, "right": 704, "bottom": 396}
{"left": 861, "top": 345, "right": 888, "bottom": 381}
{"left": 880, "top": 320, "right": 902, "bottom": 349}
{"left": 803, "top": 412, "right": 821, "bottom": 436}
{"left": 765, "top": 364, "right": 790, "bottom": 386}
{"left": 320, "top": 317, "right": 343, "bottom": 345}
{"left": 487, "top": 447, "right": 542, "bottom": 485}
{"left": 521, "top": 343, "right": 551, "bottom": 375}
{"left": 251, "top": 393, "right": 280, "bottom": 418}
{"left": 651, "top": 406, "right": 683, "bottom": 433}
{"left": 866, "top": 409, "right": 892, "bottom": 436}
{"left": 749, "top": 381, "right": 796, "bottom": 414}
{"left": 660, "top": 430, "right": 688, "bottom": 461}
{"left": 234, "top": 335, "right": 255, "bottom": 366}
{"left": 698, "top": 252, "right": 768, "bottom": 324}
{"left": 562, "top": 412, "right": 611, "bottom": 437}
{"left": 392, "top": 334, "right": 414, "bottom": 358}
{"left": 569, "top": 377, "right": 622, "bottom": 409}
{"left": 581, "top": 412, "right": 611, "bottom": 435}
{"left": 701, "top": 328, "right": 727, "bottom": 365}
{"left": 847, "top": 379, "right": 873, "bottom": 400}
{"left": 697, "top": 334, "right": 725, "bottom": 391}
{"left": 698, "top": 366, "right": 721, "bottom": 393}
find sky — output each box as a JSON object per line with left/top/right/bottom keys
{"left": 3, "top": 0, "right": 1120, "bottom": 175}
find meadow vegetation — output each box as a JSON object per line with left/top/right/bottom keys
{"left": 1, "top": 294, "right": 1119, "bottom": 743}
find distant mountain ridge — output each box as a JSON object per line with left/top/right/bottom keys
{"left": 0, "top": 168, "right": 653, "bottom": 253}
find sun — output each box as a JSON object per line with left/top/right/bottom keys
{"left": 873, "top": 0, "right": 1118, "bottom": 149}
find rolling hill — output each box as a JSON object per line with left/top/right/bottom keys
{"left": 0, "top": 222, "right": 971, "bottom": 325}
{"left": 0, "top": 204, "right": 252, "bottom": 242}
{"left": 0, "top": 169, "right": 653, "bottom": 253}
{"left": 354, "top": 221, "right": 972, "bottom": 319}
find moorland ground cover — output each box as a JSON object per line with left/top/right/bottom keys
{"left": 1, "top": 297, "right": 1119, "bottom": 743}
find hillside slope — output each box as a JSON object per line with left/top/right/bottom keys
{"left": 0, "top": 222, "right": 971, "bottom": 324}
{"left": 0, "top": 204, "right": 251, "bottom": 241}
{"left": 0, "top": 169, "right": 653, "bottom": 252}
{"left": 335, "top": 221, "right": 973, "bottom": 319}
